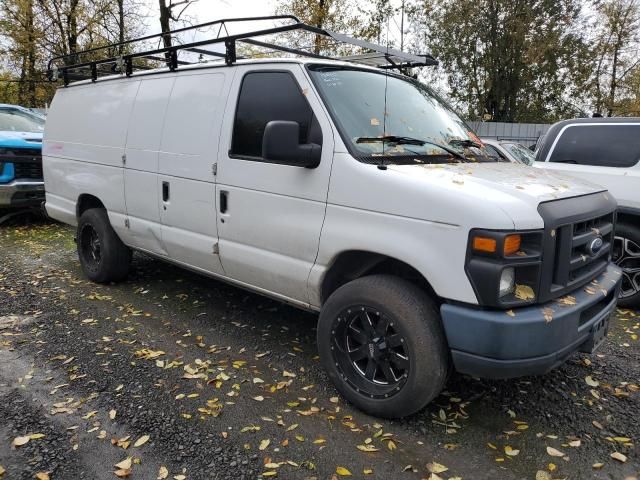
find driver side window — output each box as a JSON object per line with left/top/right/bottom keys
{"left": 230, "top": 71, "right": 321, "bottom": 160}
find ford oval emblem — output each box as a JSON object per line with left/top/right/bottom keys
{"left": 586, "top": 236, "right": 604, "bottom": 257}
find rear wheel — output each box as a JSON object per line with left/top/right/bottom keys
{"left": 77, "top": 208, "right": 131, "bottom": 283}
{"left": 317, "top": 274, "right": 449, "bottom": 418}
{"left": 612, "top": 222, "right": 640, "bottom": 308}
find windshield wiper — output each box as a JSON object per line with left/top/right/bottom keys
{"left": 448, "top": 138, "right": 483, "bottom": 149}
{"left": 355, "top": 135, "right": 467, "bottom": 161}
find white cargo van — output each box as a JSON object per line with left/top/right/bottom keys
{"left": 43, "top": 17, "right": 622, "bottom": 417}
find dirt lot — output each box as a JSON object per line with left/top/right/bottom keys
{"left": 0, "top": 220, "right": 638, "bottom": 480}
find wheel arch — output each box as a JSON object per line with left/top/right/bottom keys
{"left": 320, "top": 250, "right": 439, "bottom": 305}
{"left": 76, "top": 193, "right": 106, "bottom": 219}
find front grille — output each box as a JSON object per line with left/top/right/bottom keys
{"left": 537, "top": 193, "right": 617, "bottom": 303}
{"left": 0, "top": 148, "right": 42, "bottom": 180}
{"left": 552, "top": 213, "right": 613, "bottom": 289}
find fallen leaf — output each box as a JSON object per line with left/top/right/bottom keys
{"left": 546, "top": 446, "right": 565, "bottom": 458}
{"left": 115, "top": 457, "right": 133, "bottom": 470}
{"left": 173, "top": 476, "right": 186, "bottom": 480}
{"left": 568, "top": 440, "right": 581, "bottom": 447}
{"left": 252, "top": 396, "right": 264, "bottom": 402}
{"left": 114, "top": 469, "right": 131, "bottom": 478}
{"left": 330, "top": 397, "right": 339, "bottom": 403}
{"left": 515, "top": 284, "right": 535, "bottom": 301}
{"left": 259, "top": 439, "right": 270, "bottom": 451}
{"left": 109, "top": 410, "right": 117, "bottom": 420}
{"left": 157, "top": 466, "right": 169, "bottom": 479}
{"left": 504, "top": 446, "right": 520, "bottom": 456}
{"left": 336, "top": 466, "right": 352, "bottom": 476}
{"left": 585, "top": 376, "right": 599, "bottom": 387}
{"left": 134, "top": 435, "right": 150, "bottom": 448}
{"left": 35, "top": 473, "right": 50, "bottom": 480}
{"left": 357, "top": 445, "right": 380, "bottom": 452}
{"left": 592, "top": 462, "right": 604, "bottom": 469}
{"left": 0, "top": 465, "right": 5, "bottom": 476}
{"left": 427, "top": 462, "right": 448, "bottom": 473}
{"left": 536, "top": 471, "right": 552, "bottom": 480}
{"left": 610, "top": 451, "right": 627, "bottom": 463}
{"left": 29, "top": 433, "right": 45, "bottom": 440}
{"left": 363, "top": 468, "right": 373, "bottom": 475}
{"left": 12, "top": 436, "right": 30, "bottom": 447}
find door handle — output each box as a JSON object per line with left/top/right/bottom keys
{"left": 220, "top": 190, "right": 228, "bottom": 214}
{"left": 162, "top": 181, "right": 170, "bottom": 202}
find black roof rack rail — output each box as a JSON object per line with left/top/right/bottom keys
{"left": 47, "top": 15, "right": 437, "bottom": 86}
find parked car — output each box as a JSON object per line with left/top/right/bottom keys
{"left": 0, "top": 104, "right": 45, "bottom": 209}
{"left": 482, "top": 138, "right": 535, "bottom": 165}
{"left": 534, "top": 118, "right": 640, "bottom": 307}
{"left": 43, "top": 17, "right": 622, "bottom": 418}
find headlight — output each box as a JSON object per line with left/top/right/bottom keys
{"left": 466, "top": 230, "right": 543, "bottom": 307}
{"left": 499, "top": 267, "right": 515, "bottom": 297}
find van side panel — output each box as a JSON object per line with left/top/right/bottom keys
{"left": 123, "top": 76, "right": 176, "bottom": 255}
{"left": 157, "top": 71, "right": 229, "bottom": 275}
{"left": 43, "top": 80, "right": 140, "bottom": 231}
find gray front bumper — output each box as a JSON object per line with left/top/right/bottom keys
{"left": 441, "top": 264, "right": 622, "bottom": 379}
{"left": 0, "top": 180, "right": 45, "bottom": 207}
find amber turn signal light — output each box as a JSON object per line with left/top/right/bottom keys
{"left": 503, "top": 234, "right": 521, "bottom": 256}
{"left": 473, "top": 236, "right": 497, "bottom": 253}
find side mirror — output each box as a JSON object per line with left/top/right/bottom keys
{"left": 262, "top": 120, "right": 321, "bottom": 168}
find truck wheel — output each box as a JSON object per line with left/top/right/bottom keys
{"left": 613, "top": 222, "right": 640, "bottom": 308}
{"left": 77, "top": 208, "right": 131, "bottom": 283}
{"left": 317, "top": 274, "right": 449, "bottom": 418}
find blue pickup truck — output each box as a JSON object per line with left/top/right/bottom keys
{"left": 0, "top": 104, "right": 45, "bottom": 209}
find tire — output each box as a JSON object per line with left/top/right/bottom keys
{"left": 77, "top": 208, "right": 131, "bottom": 283}
{"left": 613, "top": 221, "right": 640, "bottom": 308}
{"left": 317, "top": 274, "right": 450, "bottom": 418}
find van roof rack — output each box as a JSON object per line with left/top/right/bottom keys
{"left": 47, "top": 15, "right": 438, "bottom": 86}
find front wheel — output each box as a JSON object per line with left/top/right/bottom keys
{"left": 317, "top": 275, "right": 449, "bottom": 418}
{"left": 612, "top": 222, "right": 640, "bottom": 308}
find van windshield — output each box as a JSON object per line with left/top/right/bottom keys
{"left": 307, "top": 65, "right": 494, "bottom": 164}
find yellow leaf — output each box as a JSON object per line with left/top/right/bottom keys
{"left": 0, "top": 465, "right": 5, "bottom": 476}
{"left": 114, "top": 469, "right": 131, "bottom": 478}
{"left": 313, "top": 438, "right": 326, "bottom": 444}
{"left": 157, "top": 466, "right": 169, "bottom": 479}
{"left": 173, "top": 475, "right": 186, "bottom": 480}
{"left": 134, "top": 435, "right": 150, "bottom": 448}
{"left": 330, "top": 397, "right": 339, "bottom": 403}
{"left": 568, "top": 440, "right": 581, "bottom": 447}
{"left": 286, "top": 424, "right": 298, "bottom": 432}
{"left": 546, "top": 446, "right": 565, "bottom": 457}
{"left": 427, "top": 462, "right": 448, "bottom": 473}
{"left": 29, "top": 433, "right": 46, "bottom": 440}
{"left": 357, "top": 445, "right": 380, "bottom": 452}
{"left": 585, "top": 376, "right": 599, "bottom": 387}
{"left": 504, "top": 446, "right": 519, "bottom": 456}
{"left": 613, "top": 437, "right": 631, "bottom": 443}
{"left": 264, "top": 463, "right": 280, "bottom": 469}
{"left": 263, "top": 472, "right": 277, "bottom": 477}
{"left": 253, "top": 396, "right": 264, "bottom": 402}
{"left": 295, "top": 435, "right": 305, "bottom": 442}
{"left": 114, "top": 457, "right": 133, "bottom": 470}
{"left": 282, "top": 370, "right": 296, "bottom": 378}
{"left": 363, "top": 468, "right": 373, "bottom": 475}
{"left": 35, "top": 473, "right": 50, "bottom": 480}
{"left": 109, "top": 410, "right": 117, "bottom": 420}
{"left": 387, "top": 440, "right": 396, "bottom": 451}
{"left": 12, "top": 436, "right": 30, "bottom": 447}
{"left": 610, "top": 451, "right": 627, "bottom": 463}
{"left": 548, "top": 463, "right": 557, "bottom": 472}
{"left": 535, "top": 471, "right": 551, "bottom": 480}
{"left": 259, "top": 439, "right": 270, "bottom": 451}
{"left": 592, "top": 462, "right": 604, "bottom": 469}
{"left": 514, "top": 284, "right": 535, "bottom": 301}
{"left": 336, "top": 466, "right": 352, "bottom": 476}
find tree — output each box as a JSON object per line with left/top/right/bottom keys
{"left": 410, "top": 0, "right": 592, "bottom": 122}
{"left": 590, "top": 0, "right": 640, "bottom": 116}
{"left": 158, "top": 0, "right": 198, "bottom": 52}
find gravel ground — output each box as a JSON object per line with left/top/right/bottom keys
{"left": 0, "top": 219, "right": 638, "bottom": 480}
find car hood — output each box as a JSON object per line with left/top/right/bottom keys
{"left": 387, "top": 161, "right": 604, "bottom": 202}
{"left": 0, "top": 131, "right": 43, "bottom": 149}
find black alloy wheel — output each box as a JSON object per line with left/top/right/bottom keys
{"left": 331, "top": 306, "right": 410, "bottom": 399}
{"left": 79, "top": 223, "right": 102, "bottom": 273}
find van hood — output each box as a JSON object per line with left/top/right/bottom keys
{"left": 387, "top": 161, "right": 604, "bottom": 203}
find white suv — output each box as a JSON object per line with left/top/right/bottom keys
{"left": 534, "top": 118, "right": 640, "bottom": 307}
{"left": 42, "top": 17, "right": 622, "bottom": 417}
